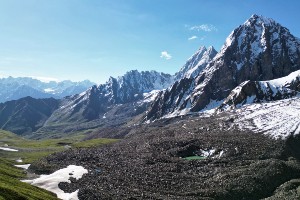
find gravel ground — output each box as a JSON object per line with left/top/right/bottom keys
{"left": 30, "top": 114, "right": 300, "bottom": 199}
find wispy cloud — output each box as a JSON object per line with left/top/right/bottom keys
{"left": 188, "top": 36, "right": 198, "bottom": 40}
{"left": 190, "top": 24, "right": 218, "bottom": 32}
{"left": 160, "top": 51, "right": 172, "bottom": 60}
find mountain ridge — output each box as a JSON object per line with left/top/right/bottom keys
{"left": 0, "top": 76, "right": 95, "bottom": 103}
{"left": 1, "top": 14, "right": 300, "bottom": 139}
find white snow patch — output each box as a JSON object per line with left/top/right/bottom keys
{"left": 212, "top": 150, "right": 224, "bottom": 159}
{"left": 15, "top": 164, "right": 31, "bottom": 170}
{"left": 200, "top": 99, "right": 224, "bottom": 113}
{"left": 201, "top": 149, "right": 216, "bottom": 157}
{"left": 16, "top": 158, "right": 23, "bottom": 163}
{"left": 44, "top": 88, "right": 55, "bottom": 93}
{"left": 23, "top": 165, "right": 88, "bottom": 200}
{"left": 142, "top": 90, "right": 160, "bottom": 103}
{"left": 0, "top": 147, "right": 18, "bottom": 152}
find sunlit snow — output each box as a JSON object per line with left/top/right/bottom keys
{"left": 0, "top": 147, "right": 18, "bottom": 152}
{"left": 232, "top": 97, "right": 300, "bottom": 139}
{"left": 15, "top": 164, "right": 31, "bottom": 170}
{"left": 23, "top": 165, "right": 88, "bottom": 200}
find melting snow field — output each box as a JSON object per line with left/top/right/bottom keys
{"left": 0, "top": 147, "right": 18, "bottom": 152}
{"left": 232, "top": 97, "right": 300, "bottom": 139}
{"left": 23, "top": 165, "right": 88, "bottom": 200}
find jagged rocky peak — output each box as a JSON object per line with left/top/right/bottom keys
{"left": 220, "top": 14, "right": 300, "bottom": 74}
{"left": 145, "top": 15, "right": 300, "bottom": 121}
{"left": 47, "top": 69, "right": 174, "bottom": 123}
{"left": 175, "top": 46, "right": 217, "bottom": 80}
{"left": 219, "top": 70, "right": 300, "bottom": 110}
{"left": 118, "top": 70, "right": 174, "bottom": 91}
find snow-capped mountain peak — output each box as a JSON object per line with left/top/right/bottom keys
{"left": 246, "top": 14, "right": 276, "bottom": 26}
{"left": 175, "top": 46, "right": 217, "bottom": 80}
{"left": 217, "top": 14, "right": 300, "bottom": 71}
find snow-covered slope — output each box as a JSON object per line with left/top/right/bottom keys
{"left": 230, "top": 97, "right": 300, "bottom": 139}
{"left": 145, "top": 14, "right": 300, "bottom": 121}
{"left": 174, "top": 46, "right": 217, "bottom": 80}
{"left": 0, "top": 77, "right": 95, "bottom": 102}
{"left": 219, "top": 70, "right": 300, "bottom": 110}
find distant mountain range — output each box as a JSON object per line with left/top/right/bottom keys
{"left": 0, "top": 76, "right": 95, "bottom": 102}
{"left": 1, "top": 14, "right": 300, "bottom": 139}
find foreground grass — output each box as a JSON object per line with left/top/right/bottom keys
{"left": 0, "top": 158, "right": 58, "bottom": 200}
{"left": 0, "top": 129, "right": 119, "bottom": 199}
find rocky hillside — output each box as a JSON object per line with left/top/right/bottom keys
{"left": 0, "top": 97, "right": 59, "bottom": 135}
{"left": 30, "top": 111, "right": 300, "bottom": 199}
{"left": 145, "top": 14, "right": 300, "bottom": 121}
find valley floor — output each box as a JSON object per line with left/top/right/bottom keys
{"left": 30, "top": 111, "right": 300, "bottom": 200}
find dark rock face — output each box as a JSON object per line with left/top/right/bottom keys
{"left": 145, "top": 77, "right": 195, "bottom": 120}
{"left": 0, "top": 97, "right": 59, "bottom": 135}
{"left": 145, "top": 15, "right": 300, "bottom": 121}
{"left": 219, "top": 70, "right": 300, "bottom": 109}
{"left": 30, "top": 114, "right": 300, "bottom": 199}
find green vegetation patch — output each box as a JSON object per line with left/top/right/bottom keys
{"left": 183, "top": 156, "right": 206, "bottom": 160}
{"left": 0, "top": 130, "right": 118, "bottom": 163}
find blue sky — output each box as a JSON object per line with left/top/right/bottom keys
{"left": 0, "top": 0, "right": 299, "bottom": 83}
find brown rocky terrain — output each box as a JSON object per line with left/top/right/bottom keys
{"left": 30, "top": 113, "right": 300, "bottom": 199}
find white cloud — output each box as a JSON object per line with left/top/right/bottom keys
{"left": 190, "top": 24, "right": 218, "bottom": 32}
{"left": 160, "top": 51, "right": 172, "bottom": 60}
{"left": 188, "top": 36, "right": 198, "bottom": 40}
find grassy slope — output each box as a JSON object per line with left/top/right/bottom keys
{"left": 0, "top": 130, "right": 119, "bottom": 200}
{"left": 0, "top": 158, "right": 58, "bottom": 200}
